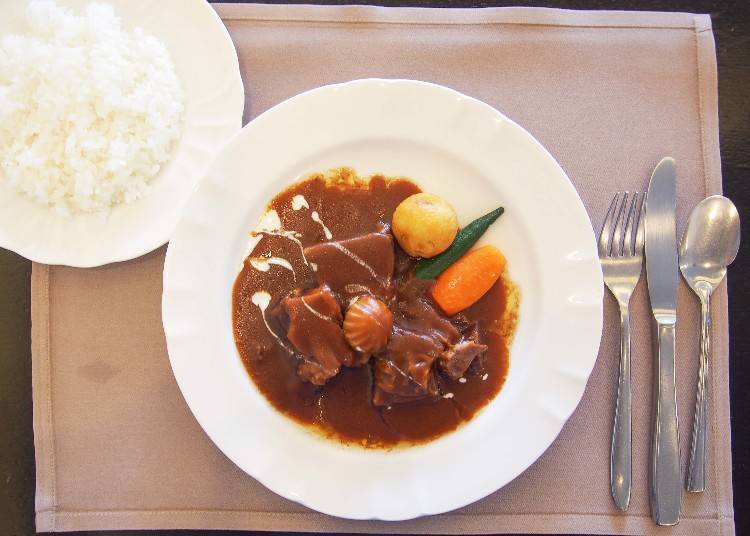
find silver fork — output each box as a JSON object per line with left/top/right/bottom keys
{"left": 599, "top": 191, "right": 646, "bottom": 512}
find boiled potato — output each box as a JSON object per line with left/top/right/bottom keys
{"left": 392, "top": 193, "right": 458, "bottom": 258}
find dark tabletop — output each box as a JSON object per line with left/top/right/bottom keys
{"left": 1, "top": 1, "right": 747, "bottom": 535}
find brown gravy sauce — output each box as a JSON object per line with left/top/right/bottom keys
{"left": 232, "top": 168, "right": 518, "bottom": 447}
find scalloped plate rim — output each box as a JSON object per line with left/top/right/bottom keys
{"left": 162, "top": 78, "right": 604, "bottom": 520}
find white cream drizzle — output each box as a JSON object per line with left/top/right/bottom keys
{"left": 388, "top": 361, "right": 424, "bottom": 389}
{"left": 310, "top": 262, "right": 318, "bottom": 272}
{"left": 255, "top": 209, "right": 282, "bottom": 232}
{"left": 251, "top": 291, "right": 271, "bottom": 311}
{"left": 311, "top": 210, "right": 333, "bottom": 240}
{"left": 250, "top": 256, "right": 296, "bottom": 280}
{"left": 251, "top": 291, "right": 292, "bottom": 352}
{"left": 300, "top": 296, "right": 335, "bottom": 322}
{"left": 242, "top": 235, "right": 263, "bottom": 267}
{"left": 252, "top": 229, "right": 309, "bottom": 268}
{"left": 344, "top": 283, "right": 371, "bottom": 294}
{"left": 291, "top": 195, "right": 309, "bottom": 211}
{"left": 330, "top": 242, "right": 383, "bottom": 285}
{"left": 241, "top": 210, "right": 301, "bottom": 271}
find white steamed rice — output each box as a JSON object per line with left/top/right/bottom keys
{"left": 0, "top": 0, "right": 184, "bottom": 215}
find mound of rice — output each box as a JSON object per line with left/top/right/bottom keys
{"left": 0, "top": 0, "right": 184, "bottom": 215}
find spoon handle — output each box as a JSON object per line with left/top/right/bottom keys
{"left": 687, "top": 293, "right": 711, "bottom": 492}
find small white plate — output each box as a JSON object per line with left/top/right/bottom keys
{"left": 0, "top": 0, "right": 243, "bottom": 267}
{"left": 162, "top": 79, "right": 603, "bottom": 520}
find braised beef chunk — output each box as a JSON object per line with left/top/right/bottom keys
{"left": 297, "top": 357, "right": 338, "bottom": 386}
{"left": 372, "top": 277, "right": 487, "bottom": 404}
{"left": 395, "top": 278, "right": 460, "bottom": 346}
{"left": 372, "top": 326, "right": 442, "bottom": 406}
{"left": 304, "top": 232, "right": 394, "bottom": 301}
{"left": 439, "top": 325, "right": 488, "bottom": 379}
{"left": 282, "top": 286, "right": 353, "bottom": 385}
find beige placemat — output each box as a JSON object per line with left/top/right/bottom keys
{"left": 31, "top": 4, "right": 733, "bottom": 535}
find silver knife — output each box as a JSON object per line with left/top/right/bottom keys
{"left": 645, "top": 156, "right": 681, "bottom": 526}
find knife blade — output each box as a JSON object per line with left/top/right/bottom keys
{"left": 645, "top": 156, "right": 681, "bottom": 526}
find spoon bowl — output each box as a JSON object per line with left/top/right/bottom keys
{"left": 679, "top": 195, "right": 740, "bottom": 297}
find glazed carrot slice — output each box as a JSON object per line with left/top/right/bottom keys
{"left": 431, "top": 245, "right": 506, "bottom": 316}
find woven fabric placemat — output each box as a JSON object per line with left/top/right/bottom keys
{"left": 32, "top": 4, "right": 732, "bottom": 534}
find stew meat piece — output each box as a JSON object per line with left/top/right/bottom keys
{"left": 304, "top": 231, "right": 395, "bottom": 302}
{"left": 282, "top": 286, "right": 353, "bottom": 385}
{"left": 373, "top": 277, "right": 488, "bottom": 404}
{"left": 394, "top": 278, "right": 460, "bottom": 345}
{"left": 373, "top": 326, "right": 441, "bottom": 406}
{"left": 438, "top": 324, "right": 488, "bottom": 380}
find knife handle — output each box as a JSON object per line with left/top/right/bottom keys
{"left": 651, "top": 321, "right": 681, "bottom": 526}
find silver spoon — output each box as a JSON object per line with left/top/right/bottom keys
{"left": 679, "top": 195, "right": 740, "bottom": 492}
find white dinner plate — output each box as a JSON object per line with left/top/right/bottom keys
{"left": 0, "top": 0, "right": 243, "bottom": 267}
{"left": 162, "top": 79, "right": 603, "bottom": 520}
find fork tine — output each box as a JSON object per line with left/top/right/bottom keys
{"left": 623, "top": 192, "right": 640, "bottom": 256}
{"left": 599, "top": 192, "right": 621, "bottom": 256}
{"left": 612, "top": 192, "right": 629, "bottom": 257}
{"left": 634, "top": 192, "right": 646, "bottom": 254}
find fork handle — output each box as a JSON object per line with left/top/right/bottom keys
{"left": 611, "top": 304, "right": 632, "bottom": 511}
{"left": 651, "top": 321, "right": 681, "bottom": 526}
